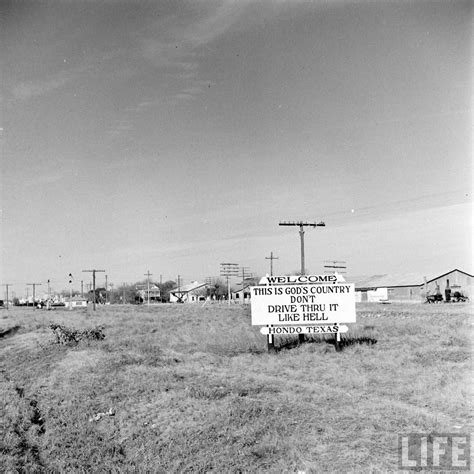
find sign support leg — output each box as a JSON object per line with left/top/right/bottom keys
{"left": 335, "top": 331, "right": 341, "bottom": 352}
{"left": 267, "top": 326, "right": 276, "bottom": 353}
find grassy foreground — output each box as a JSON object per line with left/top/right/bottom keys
{"left": 1, "top": 302, "right": 472, "bottom": 472}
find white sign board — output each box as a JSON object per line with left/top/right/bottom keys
{"left": 258, "top": 274, "right": 345, "bottom": 285}
{"left": 260, "top": 324, "right": 349, "bottom": 335}
{"left": 251, "top": 282, "right": 356, "bottom": 326}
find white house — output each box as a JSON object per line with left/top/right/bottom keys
{"left": 64, "top": 297, "right": 88, "bottom": 309}
{"left": 169, "top": 281, "right": 207, "bottom": 303}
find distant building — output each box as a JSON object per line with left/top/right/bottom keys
{"left": 64, "top": 297, "right": 88, "bottom": 309}
{"left": 170, "top": 281, "right": 207, "bottom": 303}
{"left": 347, "top": 269, "right": 473, "bottom": 303}
{"left": 231, "top": 285, "right": 252, "bottom": 303}
{"left": 137, "top": 284, "right": 161, "bottom": 304}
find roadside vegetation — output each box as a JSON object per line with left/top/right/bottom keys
{"left": 0, "top": 302, "right": 471, "bottom": 472}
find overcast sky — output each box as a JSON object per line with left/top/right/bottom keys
{"left": 1, "top": 0, "right": 472, "bottom": 294}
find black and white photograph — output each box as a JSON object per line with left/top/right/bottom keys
{"left": 1, "top": 0, "right": 472, "bottom": 471}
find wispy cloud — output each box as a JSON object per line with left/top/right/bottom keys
{"left": 105, "top": 2, "right": 243, "bottom": 139}
{"left": 11, "top": 71, "right": 74, "bottom": 101}
{"left": 9, "top": 49, "right": 125, "bottom": 102}
{"left": 137, "top": 2, "right": 251, "bottom": 97}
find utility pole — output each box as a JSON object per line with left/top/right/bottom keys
{"left": 81, "top": 280, "right": 84, "bottom": 298}
{"left": 220, "top": 263, "right": 239, "bottom": 305}
{"left": 279, "top": 220, "right": 325, "bottom": 343}
{"left": 324, "top": 260, "right": 347, "bottom": 275}
{"left": 47, "top": 279, "right": 51, "bottom": 299}
{"left": 4, "top": 284, "right": 11, "bottom": 310}
{"left": 68, "top": 274, "right": 73, "bottom": 310}
{"left": 122, "top": 283, "right": 126, "bottom": 305}
{"left": 175, "top": 275, "right": 182, "bottom": 302}
{"left": 27, "top": 283, "right": 42, "bottom": 310}
{"left": 82, "top": 270, "right": 105, "bottom": 311}
{"left": 279, "top": 221, "right": 325, "bottom": 275}
{"left": 144, "top": 270, "right": 152, "bottom": 305}
{"left": 265, "top": 251, "right": 279, "bottom": 276}
{"left": 105, "top": 274, "right": 108, "bottom": 304}
{"left": 240, "top": 267, "right": 252, "bottom": 304}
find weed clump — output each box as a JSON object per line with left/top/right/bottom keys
{"left": 49, "top": 323, "right": 105, "bottom": 345}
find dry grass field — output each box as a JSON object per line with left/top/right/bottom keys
{"left": 1, "top": 302, "right": 472, "bottom": 472}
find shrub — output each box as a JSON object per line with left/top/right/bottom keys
{"left": 49, "top": 323, "right": 105, "bottom": 345}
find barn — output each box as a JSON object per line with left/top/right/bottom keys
{"left": 349, "top": 269, "right": 473, "bottom": 303}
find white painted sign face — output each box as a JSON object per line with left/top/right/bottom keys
{"left": 258, "top": 274, "right": 345, "bottom": 285}
{"left": 250, "top": 283, "right": 356, "bottom": 325}
{"left": 260, "top": 324, "right": 349, "bottom": 335}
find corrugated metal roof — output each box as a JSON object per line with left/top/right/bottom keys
{"left": 174, "top": 281, "right": 206, "bottom": 293}
{"left": 346, "top": 269, "right": 472, "bottom": 289}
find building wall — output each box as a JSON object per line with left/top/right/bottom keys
{"left": 355, "top": 270, "right": 472, "bottom": 303}
{"left": 387, "top": 286, "right": 423, "bottom": 302}
{"left": 355, "top": 288, "right": 388, "bottom": 302}
{"left": 170, "top": 291, "right": 203, "bottom": 303}
{"left": 425, "top": 270, "right": 473, "bottom": 297}
{"left": 65, "top": 300, "right": 87, "bottom": 308}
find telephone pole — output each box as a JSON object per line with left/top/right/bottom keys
{"left": 324, "top": 260, "right": 347, "bottom": 275}
{"left": 240, "top": 267, "right": 252, "bottom": 303}
{"left": 4, "top": 284, "right": 11, "bottom": 310}
{"left": 68, "top": 273, "right": 73, "bottom": 311}
{"left": 82, "top": 270, "right": 105, "bottom": 310}
{"left": 279, "top": 221, "right": 325, "bottom": 275}
{"left": 265, "top": 251, "right": 279, "bottom": 276}
{"left": 220, "top": 263, "right": 239, "bottom": 305}
{"left": 144, "top": 270, "right": 152, "bottom": 305}
{"left": 279, "top": 220, "right": 325, "bottom": 343}
{"left": 27, "top": 283, "right": 42, "bottom": 310}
